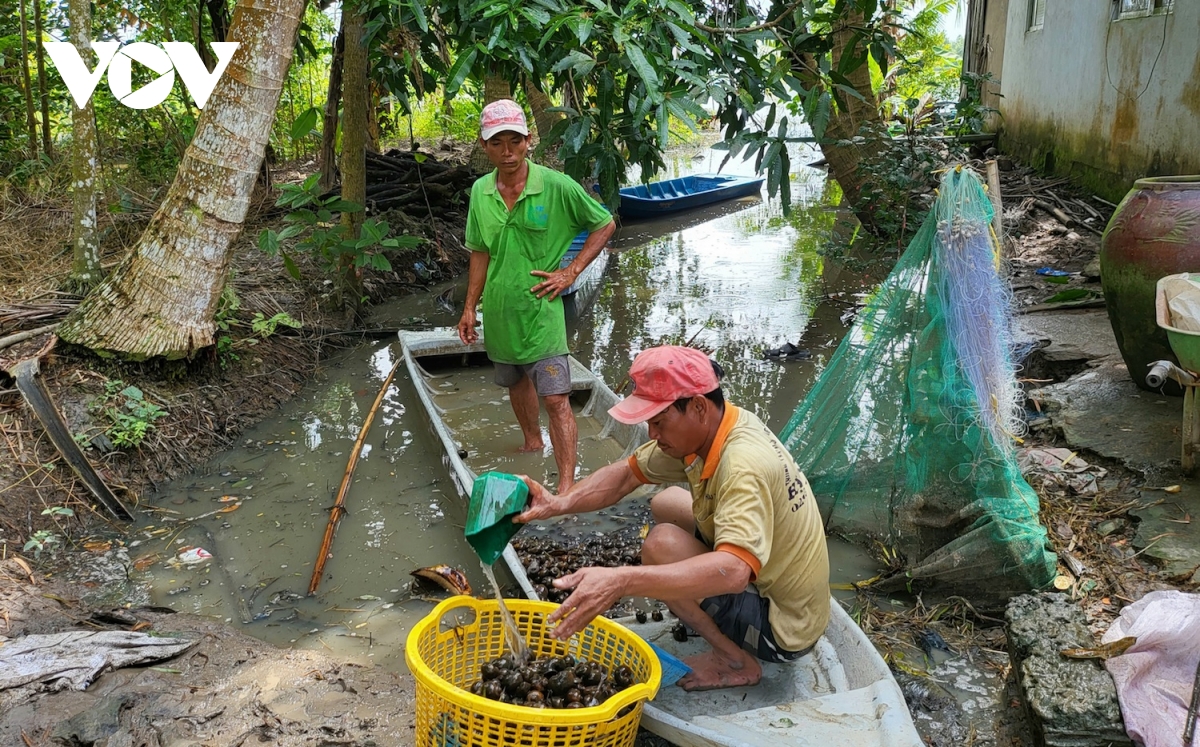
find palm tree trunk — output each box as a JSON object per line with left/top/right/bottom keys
{"left": 57, "top": 0, "right": 306, "bottom": 359}
{"left": 319, "top": 23, "right": 345, "bottom": 190}
{"left": 67, "top": 0, "right": 101, "bottom": 291}
{"left": 469, "top": 72, "right": 511, "bottom": 173}
{"left": 522, "top": 76, "right": 559, "bottom": 142}
{"left": 338, "top": 2, "right": 367, "bottom": 317}
{"left": 32, "top": 0, "right": 52, "bottom": 158}
{"left": 17, "top": 0, "right": 38, "bottom": 160}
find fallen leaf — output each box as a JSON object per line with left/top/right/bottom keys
{"left": 131, "top": 621, "right": 152, "bottom": 632}
{"left": 217, "top": 503, "right": 240, "bottom": 514}
{"left": 132, "top": 553, "right": 161, "bottom": 571}
{"left": 218, "top": 495, "right": 238, "bottom": 502}
{"left": 1163, "top": 485, "right": 1182, "bottom": 494}
{"left": 12, "top": 556, "right": 34, "bottom": 583}
{"left": 83, "top": 540, "right": 112, "bottom": 552}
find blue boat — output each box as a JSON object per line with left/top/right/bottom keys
{"left": 559, "top": 231, "right": 598, "bottom": 296}
{"left": 613, "top": 173, "right": 765, "bottom": 218}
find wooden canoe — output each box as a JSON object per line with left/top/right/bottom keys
{"left": 398, "top": 328, "right": 923, "bottom": 746}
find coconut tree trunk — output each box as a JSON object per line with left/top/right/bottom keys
{"left": 469, "top": 72, "right": 511, "bottom": 173}
{"left": 319, "top": 23, "right": 345, "bottom": 190}
{"left": 67, "top": 0, "right": 101, "bottom": 291}
{"left": 337, "top": 1, "right": 367, "bottom": 317}
{"left": 17, "top": 0, "right": 38, "bottom": 160}
{"left": 32, "top": 0, "right": 52, "bottom": 158}
{"left": 522, "top": 76, "right": 559, "bottom": 142}
{"left": 58, "top": 0, "right": 306, "bottom": 359}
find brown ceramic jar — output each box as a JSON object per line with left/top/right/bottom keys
{"left": 1100, "top": 176, "right": 1200, "bottom": 393}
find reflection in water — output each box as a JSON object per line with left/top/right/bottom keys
{"left": 572, "top": 141, "right": 845, "bottom": 429}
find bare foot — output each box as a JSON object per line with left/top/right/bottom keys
{"left": 677, "top": 648, "right": 762, "bottom": 691}
{"left": 517, "top": 440, "right": 544, "bottom": 453}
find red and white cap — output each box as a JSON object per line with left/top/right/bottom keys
{"left": 608, "top": 346, "right": 720, "bottom": 425}
{"left": 479, "top": 99, "right": 529, "bottom": 140}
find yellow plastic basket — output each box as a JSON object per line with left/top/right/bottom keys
{"left": 406, "top": 596, "right": 661, "bottom": 747}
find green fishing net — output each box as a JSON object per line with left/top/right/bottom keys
{"left": 780, "top": 168, "right": 1056, "bottom": 605}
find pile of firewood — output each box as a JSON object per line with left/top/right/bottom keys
{"left": 363, "top": 149, "right": 477, "bottom": 214}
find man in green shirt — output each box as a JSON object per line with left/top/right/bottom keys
{"left": 458, "top": 99, "right": 615, "bottom": 493}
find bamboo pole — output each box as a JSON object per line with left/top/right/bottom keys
{"left": 985, "top": 159, "right": 1003, "bottom": 256}
{"left": 308, "top": 356, "right": 403, "bottom": 595}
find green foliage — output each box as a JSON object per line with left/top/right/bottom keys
{"left": 258, "top": 173, "right": 423, "bottom": 281}
{"left": 23, "top": 529, "right": 59, "bottom": 558}
{"left": 887, "top": 0, "right": 963, "bottom": 105}
{"left": 42, "top": 506, "right": 74, "bottom": 518}
{"left": 251, "top": 311, "right": 302, "bottom": 337}
{"left": 852, "top": 119, "right": 965, "bottom": 246}
{"left": 92, "top": 379, "right": 167, "bottom": 448}
{"left": 951, "top": 71, "right": 1000, "bottom": 137}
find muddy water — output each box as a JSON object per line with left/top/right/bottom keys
{"left": 136, "top": 137, "right": 884, "bottom": 673}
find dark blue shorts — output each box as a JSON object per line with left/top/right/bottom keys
{"left": 701, "top": 584, "right": 812, "bottom": 664}
{"left": 695, "top": 527, "right": 812, "bottom": 663}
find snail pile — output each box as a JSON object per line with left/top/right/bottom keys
{"left": 512, "top": 536, "right": 642, "bottom": 604}
{"left": 468, "top": 653, "right": 635, "bottom": 708}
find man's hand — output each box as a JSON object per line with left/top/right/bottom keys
{"left": 529, "top": 267, "right": 578, "bottom": 301}
{"left": 457, "top": 308, "right": 478, "bottom": 345}
{"left": 545, "top": 566, "right": 627, "bottom": 639}
{"left": 514, "top": 475, "right": 563, "bottom": 523}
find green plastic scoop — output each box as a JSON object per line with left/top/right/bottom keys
{"left": 465, "top": 472, "right": 529, "bottom": 565}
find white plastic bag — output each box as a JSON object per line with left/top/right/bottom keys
{"left": 1163, "top": 273, "right": 1200, "bottom": 333}
{"left": 1102, "top": 590, "right": 1200, "bottom": 746}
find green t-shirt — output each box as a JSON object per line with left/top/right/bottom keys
{"left": 465, "top": 161, "right": 612, "bottom": 365}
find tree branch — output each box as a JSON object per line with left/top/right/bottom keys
{"left": 695, "top": 0, "right": 806, "bottom": 34}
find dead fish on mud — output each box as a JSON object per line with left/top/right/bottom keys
{"left": 1060, "top": 636, "right": 1137, "bottom": 661}
{"left": 893, "top": 671, "right": 958, "bottom": 713}
{"left": 410, "top": 564, "right": 472, "bottom": 595}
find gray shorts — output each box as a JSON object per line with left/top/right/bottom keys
{"left": 492, "top": 355, "right": 571, "bottom": 396}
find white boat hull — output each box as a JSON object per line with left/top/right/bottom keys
{"left": 397, "top": 328, "right": 922, "bottom": 746}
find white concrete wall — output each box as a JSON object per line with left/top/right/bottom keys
{"left": 997, "top": 2, "right": 1200, "bottom": 200}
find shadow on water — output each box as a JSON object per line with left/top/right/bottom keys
{"left": 136, "top": 133, "right": 888, "bottom": 674}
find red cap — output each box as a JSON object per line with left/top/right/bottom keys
{"left": 608, "top": 346, "right": 720, "bottom": 425}
{"left": 479, "top": 99, "right": 529, "bottom": 140}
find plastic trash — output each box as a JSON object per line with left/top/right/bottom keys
{"left": 1102, "top": 590, "right": 1200, "bottom": 747}
{"left": 1161, "top": 273, "right": 1200, "bottom": 333}
{"left": 648, "top": 641, "right": 692, "bottom": 687}
{"left": 1035, "top": 267, "right": 1070, "bottom": 277}
{"left": 175, "top": 547, "right": 212, "bottom": 565}
{"left": 465, "top": 472, "right": 529, "bottom": 565}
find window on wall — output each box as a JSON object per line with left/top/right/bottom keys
{"left": 1114, "top": 0, "right": 1174, "bottom": 19}
{"left": 1028, "top": 0, "right": 1046, "bottom": 31}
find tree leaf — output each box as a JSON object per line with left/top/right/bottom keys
{"left": 409, "top": 0, "right": 429, "bottom": 33}
{"left": 290, "top": 107, "right": 320, "bottom": 141}
{"left": 445, "top": 46, "right": 479, "bottom": 96}
{"left": 625, "top": 42, "right": 661, "bottom": 99}
{"left": 1045, "top": 289, "right": 1091, "bottom": 303}
{"left": 281, "top": 251, "right": 301, "bottom": 280}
